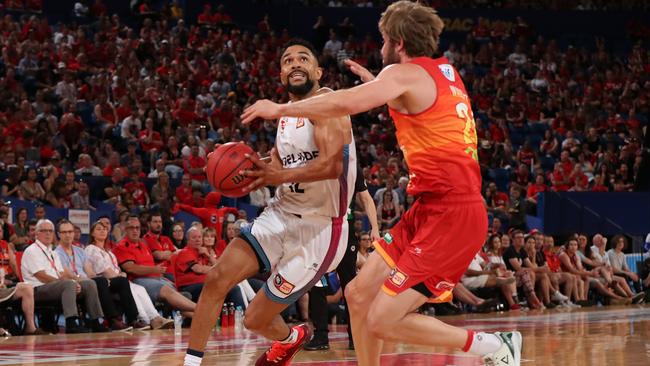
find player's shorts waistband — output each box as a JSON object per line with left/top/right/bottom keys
{"left": 417, "top": 192, "right": 484, "bottom": 205}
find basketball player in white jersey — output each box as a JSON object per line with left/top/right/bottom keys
{"left": 184, "top": 39, "right": 356, "bottom": 366}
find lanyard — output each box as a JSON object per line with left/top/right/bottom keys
{"left": 64, "top": 248, "right": 78, "bottom": 275}
{"left": 37, "top": 243, "right": 59, "bottom": 276}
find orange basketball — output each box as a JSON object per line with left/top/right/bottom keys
{"left": 206, "top": 142, "right": 256, "bottom": 198}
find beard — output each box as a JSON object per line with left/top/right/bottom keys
{"left": 286, "top": 77, "right": 315, "bottom": 97}
{"left": 382, "top": 47, "right": 400, "bottom": 66}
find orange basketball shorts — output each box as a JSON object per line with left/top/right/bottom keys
{"left": 374, "top": 193, "right": 488, "bottom": 303}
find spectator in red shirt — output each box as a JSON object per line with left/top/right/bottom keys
{"left": 143, "top": 213, "right": 177, "bottom": 280}
{"left": 526, "top": 174, "right": 547, "bottom": 204}
{"left": 102, "top": 152, "right": 122, "bottom": 177}
{"left": 174, "top": 192, "right": 238, "bottom": 241}
{"left": 550, "top": 163, "right": 571, "bottom": 192}
{"left": 183, "top": 145, "right": 206, "bottom": 183}
{"left": 174, "top": 226, "right": 243, "bottom": 306}
{"left": 174, "top": 226, "right": 216, "bottom": 301}
{"left": 197, "top": 5, "right": 214, "bottom": 26}
{"left": 175, "top": 174, "right": 193, "bottom": 205}
{"left": 113, "top": 216, "right": 195, "bottom": 313}
{"left": 124, "top": 170, "right": 149, "bottom": 208}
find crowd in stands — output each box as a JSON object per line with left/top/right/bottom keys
{"left": 0, "top": 0, "right": 649, "bottom": 335}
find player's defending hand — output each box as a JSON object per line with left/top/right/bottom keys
{"left": 240, "top": 148, "right": 284, "bottom": 193}
{"left": 241, "top": 99, "right": 283, "bottom": 124}
{"left": 344, "top": 59, "right": 375, "bottom": 83}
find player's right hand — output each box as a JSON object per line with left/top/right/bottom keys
{"left": 345, "top": 59, "right": 375, "bottom": 83}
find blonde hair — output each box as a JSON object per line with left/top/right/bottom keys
{"left": 379, "top": 0, "right": 444, "bottom": 57}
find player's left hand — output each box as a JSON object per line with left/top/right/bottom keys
{"left": 241, "top": 99, "right": 283, "bottom": 124}
{"left": 240, "top": 149, "right": 284, "bottom": 193}
{"left": 370, "top": 227, "right": 381, "bottom": 242}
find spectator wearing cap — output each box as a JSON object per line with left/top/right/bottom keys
{"left": 113, "top": 215, "right": 196, "bottom": 314}
{"left": 21, "top": 219, "right": 106, "bottom": 333}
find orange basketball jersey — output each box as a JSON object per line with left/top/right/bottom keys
{"left": 388, "top": 56, "right": 481, "bottom": 197}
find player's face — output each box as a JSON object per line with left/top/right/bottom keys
{"left": 381, "top": 32, "right": 400, "bottom": 66}
{"left": 280, "top": 45, "right": 321, "bottom": 96}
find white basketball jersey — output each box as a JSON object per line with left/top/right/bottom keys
{"left": 271, "top": 116, "right": 356, "bottom": 218}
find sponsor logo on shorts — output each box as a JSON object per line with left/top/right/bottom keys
{"left": 389, "top": 267, "right": 408, "bottom": 288}
{"left": 383, "top": 233, "right": 393, "bottom": 245}
{"left": 435, "top": 281, "right": 455, "bottom": 292}
{"left": 273, "top": 274, "right": 295, "bottom": 295}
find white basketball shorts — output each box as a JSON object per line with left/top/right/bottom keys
{"left": 240, "top": 205, "right": 348, "bottom": 304}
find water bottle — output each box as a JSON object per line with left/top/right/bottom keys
{"left": 221, "top": 305, "right": 230, "bottom": 328}
{"left": 228, "top": 303, "right": 235, "bottom": 328}
{"left": 234, "top": 306, "right": 244, "bottom": 332}
{"left": 173, "top": 311, "right": 182, "bottom": 335}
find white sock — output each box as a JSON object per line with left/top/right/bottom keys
{"left": 184, "top": 349, "right": 203, "bottom": 366}
{"left": 466, "top": 331, "right": 503, "bottom": 356}
{"left": 183, "top": 354, "right": 202, "bottom": 366}
{"left": 280, "top": 328, "right": 298, "bottom": 344}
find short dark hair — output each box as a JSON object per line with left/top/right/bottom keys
{"left": 148, "top": 212, "right": 162, "bottom": 221}
{"left": 127, "top": 214, "right": 140, "bottom": 222}
{"left": 57, "top": 219, "right": 73, "bottom": 232}
{"left": 281, "top": 38, "right": 319, "bottom": 59}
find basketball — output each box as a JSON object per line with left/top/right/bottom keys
{"left": 206, "top": 142, "right": 256, "bottom": 198}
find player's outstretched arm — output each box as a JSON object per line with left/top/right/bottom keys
{"left": 241, "top": 64, "right": 411, "bottom": 123}
{"left": 344, "top": 59, "right": 375, "bottom": 83}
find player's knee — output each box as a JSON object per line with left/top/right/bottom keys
{"left": 204, "top": 266, "right": 235, "bottom": 295}
{"left": 242, "top": 313, "right": 268, "bottom": 333}
{"left": 345, "top": 279, "right": 369, "bottom": 312}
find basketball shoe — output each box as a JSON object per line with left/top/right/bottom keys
{"left": 255, "top": 324, "right": 312, "bottom": 366}
{"left": 482, "top": 331, "right": 522, "bottom": 366}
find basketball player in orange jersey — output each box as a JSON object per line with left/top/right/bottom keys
{"left": 184, "top": 39, "right": 357, "bottom": 366}
{"left": 242, "top": 2, "right": 522, "bottom": 365}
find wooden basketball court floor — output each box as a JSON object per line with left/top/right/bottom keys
{"left": 1, "top": 305, "right": 649, "bottom": 365}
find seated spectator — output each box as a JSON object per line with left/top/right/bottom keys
{"left": 75, "top": 154, "right": 102, "bottom": 176}
{"left": 378, "top": 190, "right": 400, "bottom": 230}
{"left": 71, "top": 180, "right": 95, "bottom": 210}
{"left": 0, "top": 281, "right": 48, "bottom": 335}
{"left": 559, "top": 238, "right": 628, "bottom": 306}
{"left": 485, "top": 234, "right": 521, "bottom": 310}
{"left": 113, "top": 216, "right": 196, "bottom": 316}
{"left": 583, "top": 234, "right": 641, "bottom": 302}
{"left": 1, "top": 225, "right": 18, "bottom": 285}
{"left": 174, "top": 227, "right": 217, "bottom": 301}
{"left": 356, "top": 232, "right": 373, "bottom": 272}
{"left": 607, "top": 235, "right": 642, "bottom": 293}
{"left": 175, "top": 174, "right": 194, "bottom": 205}
{"left": 142, "top": 213, "right": 177, "bottom": 281}
{"left": 55, "top": 219, "right": 133, "bottom": 331}
{"left": 503, "top": 230, "right": 543, "bottom": 309}
{"left": 21, "top": 219, "right": 107, "bottom": 333}
{"left": 461, "top": 250, "right": 517, "bottom": 309}
{"left": 541, "top": 235, "right": 579, "bottom": 308}
{"left": 20, "top": 168, "right": 45, "bottom": 202}
{"left": 201, "top": 227, "right": 219, "bottom": 260}
{"left": 85, "top": 221, "right": 173, "bottom": 330}
{"left": 522, "top": 235, "right": 556, "bottom": 308}
{"left": 171, "top": 223, "right": 186, "bottom": 249}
